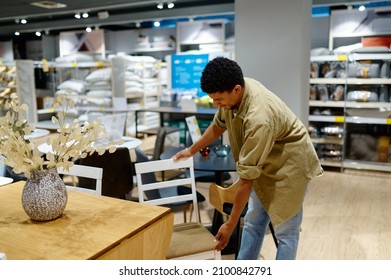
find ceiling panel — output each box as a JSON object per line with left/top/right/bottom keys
{"left": 0, "top": 0, "right": 388, "bottom": 39}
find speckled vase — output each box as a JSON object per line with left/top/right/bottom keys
{"left": 21, "top": 168, "right": 68, "bottom": 222}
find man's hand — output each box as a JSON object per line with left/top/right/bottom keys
{"left": 214, "top": 222, "right": 235, "bottom": 251}
{"left": 171, "top": 148, "right": 193, "bottom": 161}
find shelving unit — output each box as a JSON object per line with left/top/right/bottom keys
{"left": 309, "top": 54, "right": 347, "bottom": 169}
{"left": 310, "top": 53, "right": 391, "bottom": 172}
{"left": 111, "top": 55, "right": 163, "bottom": 136}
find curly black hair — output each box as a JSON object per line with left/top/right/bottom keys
{"left": 200, "top": 57, "right": 245, "bottom": 94}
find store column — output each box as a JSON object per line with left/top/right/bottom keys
{"left": 235, "top": 0, "right": 311, "bottom": 124}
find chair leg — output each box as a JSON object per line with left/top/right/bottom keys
{"left": 187, "top": 203, "right": 202, "bottom": 223}
{"left": 197, "top": 203, "right": 202, "bottom": 223}
{"left": 182, "top": 205, "right": 187, "bottom": 223}
{"left": 268, "top": 222, "right": 278, "bottom": 248}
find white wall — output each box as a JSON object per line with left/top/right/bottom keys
{"left": 235, "top": 0, "right": 311, "bottom": 124}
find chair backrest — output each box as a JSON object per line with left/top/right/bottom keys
{"left": 134, "top": 148, "right": 160, "bottom": 199}
{"left": 57, "top": 164, "right": 103, "bottom": 195}
{"left": 77, "top": 147, "right": 134, "bottom": 199}
{"left": 152, "top": 127, "right": 167, "bottom": 161}
{"left": 135, "top": 155, "right": 200, "bottom": 222}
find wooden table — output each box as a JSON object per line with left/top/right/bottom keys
{"left": 0, "top": 181, "right": 173, "bottom": 260}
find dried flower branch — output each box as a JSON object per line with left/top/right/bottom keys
{"left": 0, "top": 93, "right": 118, "bottom": 177}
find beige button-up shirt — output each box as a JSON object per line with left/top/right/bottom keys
{"left": 213, "top": 77, "right": 323, "bottom": 226}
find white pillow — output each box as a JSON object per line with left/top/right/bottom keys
{"left": 125, "top": 87, "right": 144, "bottom": 95}
{"left": 55, "top": 53, "right": 95, "bottom": 63}
{"left": 57, "top": 79, "right": 86, "bottom": 93}
{"left": 83, "top": 97, "right": 111, "bottom": 106}
{"left": 86, "top": 80, "right": 111, "bottom": 86}
{"left": 125, "top": 81, "right": 143, "bottom": 88}
{"left": 125, "top": 73, "right": 142, "bottom": 82}
{"left": 86, "top": 90, "right": 112, "bottom": 98}
{"left": 85, "top": 68, "right": 112, "bottom": 82}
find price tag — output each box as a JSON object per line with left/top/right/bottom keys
{"left": 386, "top": 119, "right": 391, "bottom": 125}
{"left": 337, "top": 54, "right": 347, "bottom": 61}
{"left": 42, "top": 59, "right": 49, "bottom": 72}
{"left": 97, "top": 61, "right": 104, "bottom": 68}
{"left": 71, "top": 61, "right": 77, "bottom": 68}
{"left": 335, "top": 116, "right": 345, "bottom": 123}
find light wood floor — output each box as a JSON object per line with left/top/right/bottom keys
{"left": 172, "top": 170, "right": 391, "bottom": 260}
{"left": 137, "top": 136, "right": 391, "bottom": 259}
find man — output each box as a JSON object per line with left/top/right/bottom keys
{"left": 172, "top": 57, "right": 323, "bottom": 260}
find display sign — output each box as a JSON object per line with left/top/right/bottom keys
{"left": 171, "top": 53, "right": 209, "bottom": 97}
{"left": 59, "top": 29, "right": 105, "bottom": 57}
{"left": 331, "top": 8, "right": 391, "bottom": 37}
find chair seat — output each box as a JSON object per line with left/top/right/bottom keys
{"left": 166, "top": 222, "right": 216, "bottom": 259}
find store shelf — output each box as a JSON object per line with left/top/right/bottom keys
{"left": 345, "top": 116, "right": 391, "bottom": 125}
{"left": 310, "top": 78, "right": 346, "bottom": 84}
{"left": 346, "top": 78, "right": 391, "bottom": 85}
{"left": 345, "top": 102, "right": 391, "bottom": 109}
{"left": 310, "top": 54, "right": 347, "bottom": 62}
{"left": 309, "top": 100, "right": 345, "bottom": 107}
{"left": 309, "top": 115, "right": 345, "bottom": 122}
{"left": 343, "top": 160, "right": 391, "bottom": 172}
{"left": 309, "top": 52, "right": 391, "bottom": 173}
{"left": 311, "top": 137, "right": 343, "bottom": 145}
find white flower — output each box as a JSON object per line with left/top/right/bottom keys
{"left": 0, "top": 93, "right": 120, "bottom": 177}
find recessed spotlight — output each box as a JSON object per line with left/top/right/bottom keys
{"left": 167, "top": 2, "right": 174, "bottom": 9}
{"left": 153, "top": 21, "right": 160, "bottom": 27}
{"left": 82, "top": 12, "right": 89, "bottom": 18}
{"left": 21, "top": 19, "right": 27, "bottom": 24}
{"left": 74, "top": 13, "right": 81, "bottom": 19}
{"left": 358, "top": 5, "right": 366, "bottom": 11}
{"left": 157, "top": 3, "right": 163, "bottom": 9}
{"left": 86, "top": 27, "right": 92, "bottom": 32}
{"left": 35, "top": 31, "right": 42, "bottom": 37}
{"left": 14, "top": 31, "right": 20, "bottom": 36}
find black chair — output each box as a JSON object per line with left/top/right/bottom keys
{"left": 77, "top": 147, "right": 134, "bottom": 199}
{"left": 135, "top": 147, "right": 206, "bottom": 222}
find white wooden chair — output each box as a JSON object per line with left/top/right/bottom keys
{"left": 57, "top": 165, "right": 103, "bottom": 195}
{"left": 135, "top": 156, "right": 221, "bottom": 260}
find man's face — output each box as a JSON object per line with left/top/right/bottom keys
{"left": 208, "top": 85, "right": 241, "bottom": 110}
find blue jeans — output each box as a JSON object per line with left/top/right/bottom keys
{"left": 237, "top": 190, "right": 303, "bottom": 260}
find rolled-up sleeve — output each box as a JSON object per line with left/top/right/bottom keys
{"left": 236, "top": 124, "right": 275, "bottom": 180}
{"left": 213, "top": 110, "right": 227, "bottom": 130}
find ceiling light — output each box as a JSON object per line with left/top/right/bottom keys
{"left": 21, "top": 19, "right": 27, "bottom": 24}
{"left": 31, "top": 1, "right": 67, "bottom": 9}
{"left": 82, "top": 12, "right": 89, "bottom": 18}
{"left": 167, "top": 2, "right": 174, "bottom": 9}
{"left": 153, "top": 21, "right": 160, "bottom": 27}
{"left": 157, "top": 3, "right": 163, "bottom": 9}
{"left": 359, "top": 5, "right": 366, "bottom": 11}
{"left": 35, "top": 31, "right": 42, "bottom": 37}
{"left": 86, "top": 27, "right": 92, "bottom": 32}
{"left": 14, "top": 31, "right": 20, "bottom": 36}
{"left": 74, "top": 13, "right": 81, "bottom": 19}
{"left": 135, "top": 22, "right": 141, "bottom": 28}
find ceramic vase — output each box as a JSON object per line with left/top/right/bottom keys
{"left": 21, "top": 168, "right": 68, "bottom": 222}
